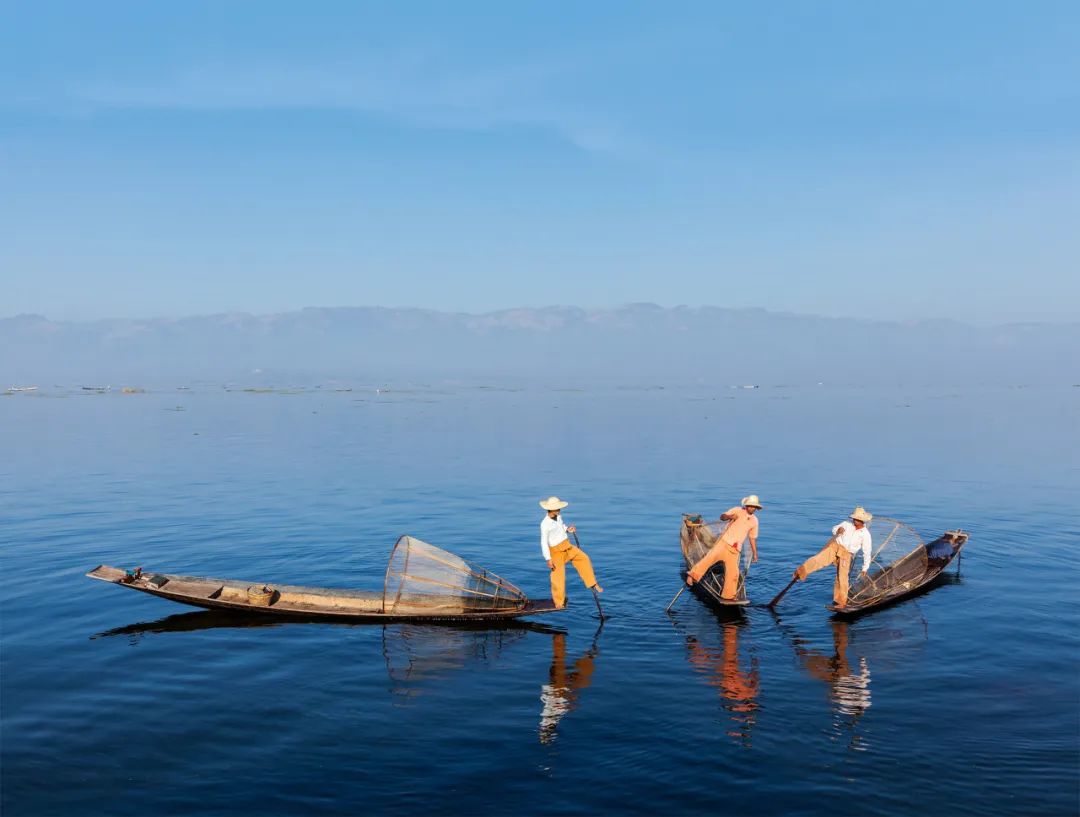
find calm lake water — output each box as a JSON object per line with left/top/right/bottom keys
{"left": 2, "top": 384, "right": 1078, "bottom": 816}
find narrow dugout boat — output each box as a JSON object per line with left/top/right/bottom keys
{"left": 680, "top": 514, "right": 751, "bottom": 607}
{"left": 828, "top": 524, "right": 968, "bottom": 617}
{"left": 87, "top": 535, "right": 559, "bottom": 622}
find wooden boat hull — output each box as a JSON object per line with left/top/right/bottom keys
{"left": 87, "top": 565, "right": 559, "bottom": 622}
{"left": 827, "top": 530, "right": 967, "bottom": 617}
{"left": 680, "top": 516, "right": 751, "bottom": 608}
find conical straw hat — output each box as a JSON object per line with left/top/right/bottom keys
{"left": 540, "top": 496, "right": 569, "bottom": 511}
{"left": 851, "top": 506, "right": 873, "bottom": 523}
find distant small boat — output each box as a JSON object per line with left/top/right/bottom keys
{"left": 680, "top": 514, "right": 751, "bottom": 607}
{"left": 828, "top": 529, "right": 968, "bottom": 617}
{"left": 88, "top": 535, "right": 559, "bottom": 622}
{"left": 81, "top": 385, "right": 110, "bottom": 392}
{"left": 7, "top": 385, "right": 38, "bottom": 392}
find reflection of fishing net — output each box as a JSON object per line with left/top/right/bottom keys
{"left": 383, "top": 624, "right": 528, "bottom": 703}
{"left": 846, "top": 518, "right": 926, "bottom": 607}
{"left": 383, "top": 536, "right": 528, "bottom": 615}
{"left": 680, "top": 515, "right": 752, "bottom": 602}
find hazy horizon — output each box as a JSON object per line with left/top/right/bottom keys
{"left": 4, "top": 3, "right": 1078, "bottom": 326}
{"left": 6, "top": 302, "right": 1079, "bottom": 329}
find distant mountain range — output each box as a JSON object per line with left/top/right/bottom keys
{"left": 2, "top": 306, "right": 1077, "bottom": 385}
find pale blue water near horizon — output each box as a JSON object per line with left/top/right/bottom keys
{"left": 2, "top": 384, "right": 1078, "bottom": 816}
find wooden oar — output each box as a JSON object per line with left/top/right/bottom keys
{"left": 767, "top": 574, "right": 800, "bottom": 608}
{"left": 665, "top": 585, "right": 687, "bottom": 613}
{"left": 572, "top": 531, "right": 605, "bottom": 620}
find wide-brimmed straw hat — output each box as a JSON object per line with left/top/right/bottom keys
{"left": 850, "top": 506, "right": 873, "bottom": 523}
{"left": 540, "top": 496, "right": 569, "bottom": 511}
{"left": 741, "top": 495, "right": 763, "bottom": 509}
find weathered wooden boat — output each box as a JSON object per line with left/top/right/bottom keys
{"left": 680, "top": 514, "right": 751, "bottom": 608}
{"left": 828, "top": 528, "right": 968, "bottom": 617}
{"left": 87, "top": 535, "right": 559, "bottom": 622}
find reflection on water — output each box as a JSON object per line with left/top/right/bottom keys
{"left": 677, "top": 614, "right": 760, "bottom": 747}
{"left": 539, "top": 625, "right": 603, "bottom": 744}
{"left": 91, "top": 610, "right": 288, "bottom": 643}
{"left": 91, "top": 612, "right": 565, "bottom": 707}
{"left": 383, "top": 624, "right": 552, "bottom": 705}
{"left": 776, "top": 610, "right": 929, "bottom": 751}
{"left": 793, "top": 621, "right": 872, "bottom": 748}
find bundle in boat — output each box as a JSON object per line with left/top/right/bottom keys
{"left": 382, "top": 535, "right": 528, "bottom": 616}
{"left": 831, "top": 518, "right": 968, "bottom": 616}
{"left": 680, "top": 514, "right": 752, "bottom": 607}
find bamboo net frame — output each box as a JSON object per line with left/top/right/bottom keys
{"left": 382, "top": 535, "right": 528, "bottom": 615}
{"left": 845, "top": 517, "right": 927, "bottom": 607}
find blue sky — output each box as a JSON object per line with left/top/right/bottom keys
{"left": 2, "top": 1, "right": 1077, "bottom": 323}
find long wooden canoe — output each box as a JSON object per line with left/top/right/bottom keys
{"left": 827, "top": 530, "right": 968, "bottom": 617}
{"left": 87, "top": 535, "right": 560, "bottom": 622}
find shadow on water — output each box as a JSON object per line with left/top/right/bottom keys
{"left": 668, "top": 606, "right": 759, "bottom": 748}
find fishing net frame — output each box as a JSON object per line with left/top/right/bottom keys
{"left": 382, "top": 535, "right": 529, "bottom": 615}
{"left": 844, "top": 517, "right": 927, "bottom": 607}
{"left": 681, "top": 514, "right": 753, "bottom": 603}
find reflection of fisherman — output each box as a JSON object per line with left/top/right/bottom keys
{"left": 684, "top": 623, "right": 760, "bottom": 745}
{"left": 795, "top": 621, "right": 872, "bottom": 722}
{"left": 539, "top": 496, "right": 602, "bottom": 609}
{"left": 685, "top": 495, "right": 762, "bottom": 600}
{"left": 539, "top": 631, "right": 599, "bottom": 744}
{"left": 794, "top": 507, "right": 873, "bottom": 608}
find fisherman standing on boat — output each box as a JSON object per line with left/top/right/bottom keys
{"left": 793, "top": 507, "right": 873, "bottom": 608}
{"left": 685, "top": 495, "right": 762, "bottom": 601}
{"left": 540, "top": 496, "right": 602, "bottom": 609}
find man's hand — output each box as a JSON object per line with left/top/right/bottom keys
{"left": 566, "top": 525, "right": 576, "bottom": 533}
{"left": 859, "top": 570, "right": 869, "bottom": 577}
{"left": 751, "top": 551, "right": 759, "bottom": 564}
{"left": 547, "top": 560, "right": 555, "bottom": 571}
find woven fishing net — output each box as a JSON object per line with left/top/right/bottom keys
{"left": 382, "top": 535, "right": 528, "bottom": 615}
{"left": 680, "top": 514, "right": 753, "bottom": 602}
{"left": 845, "top": 517, "right": 926, "bottom": 608}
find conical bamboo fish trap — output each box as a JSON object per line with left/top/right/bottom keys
{"left": 382, "top": 535, "right": 528, "bottom": 615}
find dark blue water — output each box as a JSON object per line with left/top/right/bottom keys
{"left": 3, "top": 385, "right": 1078, "bottom": 816}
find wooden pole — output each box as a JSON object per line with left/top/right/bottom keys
{"left": 767, "top": 575, "right": 799, "bottom": 609}
{"left": 664, "top": 585, "right": 687, "bottom": 613}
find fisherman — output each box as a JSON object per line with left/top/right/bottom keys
{"left": 539, "top": 496, "right": 602, "bottom": 609}
{"left": 793, "top": 507, "right": 873, "bottom": 607}
{"left": 685, "top": 495, "right": 762, "bottom": 600}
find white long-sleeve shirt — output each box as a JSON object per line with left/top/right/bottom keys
{"left": 832, "top": 521, "right": 873, "bottom": 573}
{"left": 540, "top": 514, "right": 571, "bottom": 560}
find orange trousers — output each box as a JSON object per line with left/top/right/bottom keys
{"left": 688, "top": 541, "right": 742, "bottom": 600}
{"left": 799, "top": 541, "right": 853, "bottom": 606}
{"left": 549, "top": 541, "right": 597, "bottom": 608}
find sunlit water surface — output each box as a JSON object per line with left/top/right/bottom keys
{"left": 2, "top": 385, "right": 1078, "bottom": 816}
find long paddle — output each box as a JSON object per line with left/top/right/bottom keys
{"left": 767, "top": 574, "right": 799, "bottom": 608}
{"left": 664, "top": 585, "right": 687, "bottom": 613}
{"left": 571, "top": 531, "right": 606, "bottom": 621}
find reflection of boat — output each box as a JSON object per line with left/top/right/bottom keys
{"left": 539, "top": 625, "right": 602, "bottom": 744}
{"left": 87, "top": 536, "right": 559, "bottom": 622}
{"left": 680, "top": 618, "right": 759, "bottom": 746}
{"left": 385, "top": 622, "right": 559, "bottom": 704}
{"left": 828, "top": 529, "right": 968, "bottom": 617}
{"left": 680, "top": 515, "right": 751, "bottom": 607}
